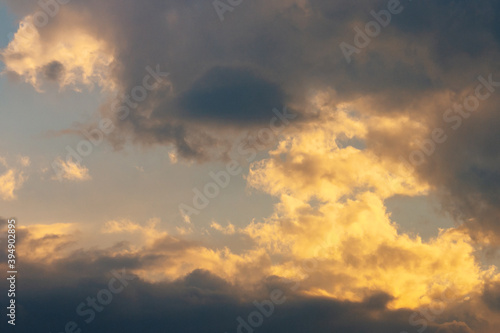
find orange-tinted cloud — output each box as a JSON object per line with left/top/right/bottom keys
{"left": 51, "top": 158, "right": 91, "bottom": 181}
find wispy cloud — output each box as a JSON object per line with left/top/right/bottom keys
{"left": 0, "top": 169, "right": 25, "bottom": 200}
{"left": 51, "top": 158, "right": 91, "bottom": 182}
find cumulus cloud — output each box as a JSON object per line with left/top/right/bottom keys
{"left": 243, "top": 111, "right": 495, "bottom": 309}
{"left": 4, "top": 111, "right": 498, "bottom": 324}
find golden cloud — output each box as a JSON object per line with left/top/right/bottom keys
{"left": 0, "top": 169, "right": 25, "bottom": 201}
{"left": 243, "top": 108, "right": 496, "bottom": 309}
{"left": 51, "top": 158, "right": 91, "bottom": 181}
{"left": 1, "top": 15, "right": 114, "bottom": 91}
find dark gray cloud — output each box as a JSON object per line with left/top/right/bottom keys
{"left": 0, "top": 253, "right": 487, "bottom": 333}
{"left": 177, "top": 66, "right": 286, "bottom": 126}
{"left": 42, "top": 61, "right": 65, "bottom": 81}
{"left": 4, "top": 0, "right": 500, "bottom": 151}
{"left": 483, "top": 281, "right": 500, "bottom": 312}
{"left": 407, "top": 94, "right": 500, "bottom": 243}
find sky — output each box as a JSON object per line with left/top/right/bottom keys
{"left": 1, "top": 0, "right": 500, "bottom": 332}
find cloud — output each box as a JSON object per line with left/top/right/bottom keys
{"left": 0, "top": 217, "right": 498, "bottom": 333}
{"left": 2, "top": 1, "right": 500, "bottom": 330}
{"left": 0, "top": 169, "right": 25, "bottom": 200}
{"left": 11, "top": 111, "right": 495, "bottom": 313}
{"left": 42, "top": 60, "right": 65, "bottom": 81}
{"left": 51, "top": 158, "right": 91, "bottom": 181}
{"left": 18, "top": 155, "right": 30, "bottom": 167}
{"left": 177, "top": 66, "right": 286, "bottom": 125}
{"left": 2, "top": 0, "right": 500, "bottom": 170}
{"left": 0, "top": 14, "right": 114, "bottom": 91}
{"left": 243, "top": 111, "right": 494, "bottom": 309}
{"left": 0, "top": 156, "right": 30, "bottom": 201}
{"left": 435, "top": 322, "right": 475, "bottom": 333}
{"left": 211, "top": 221, "right": 236, "bottom": 235}
{"left": 17, "top": 223, "right": 80, "bottom": 262}
{"left": 102, "top": 218, "right": 168, "bottom": 247}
